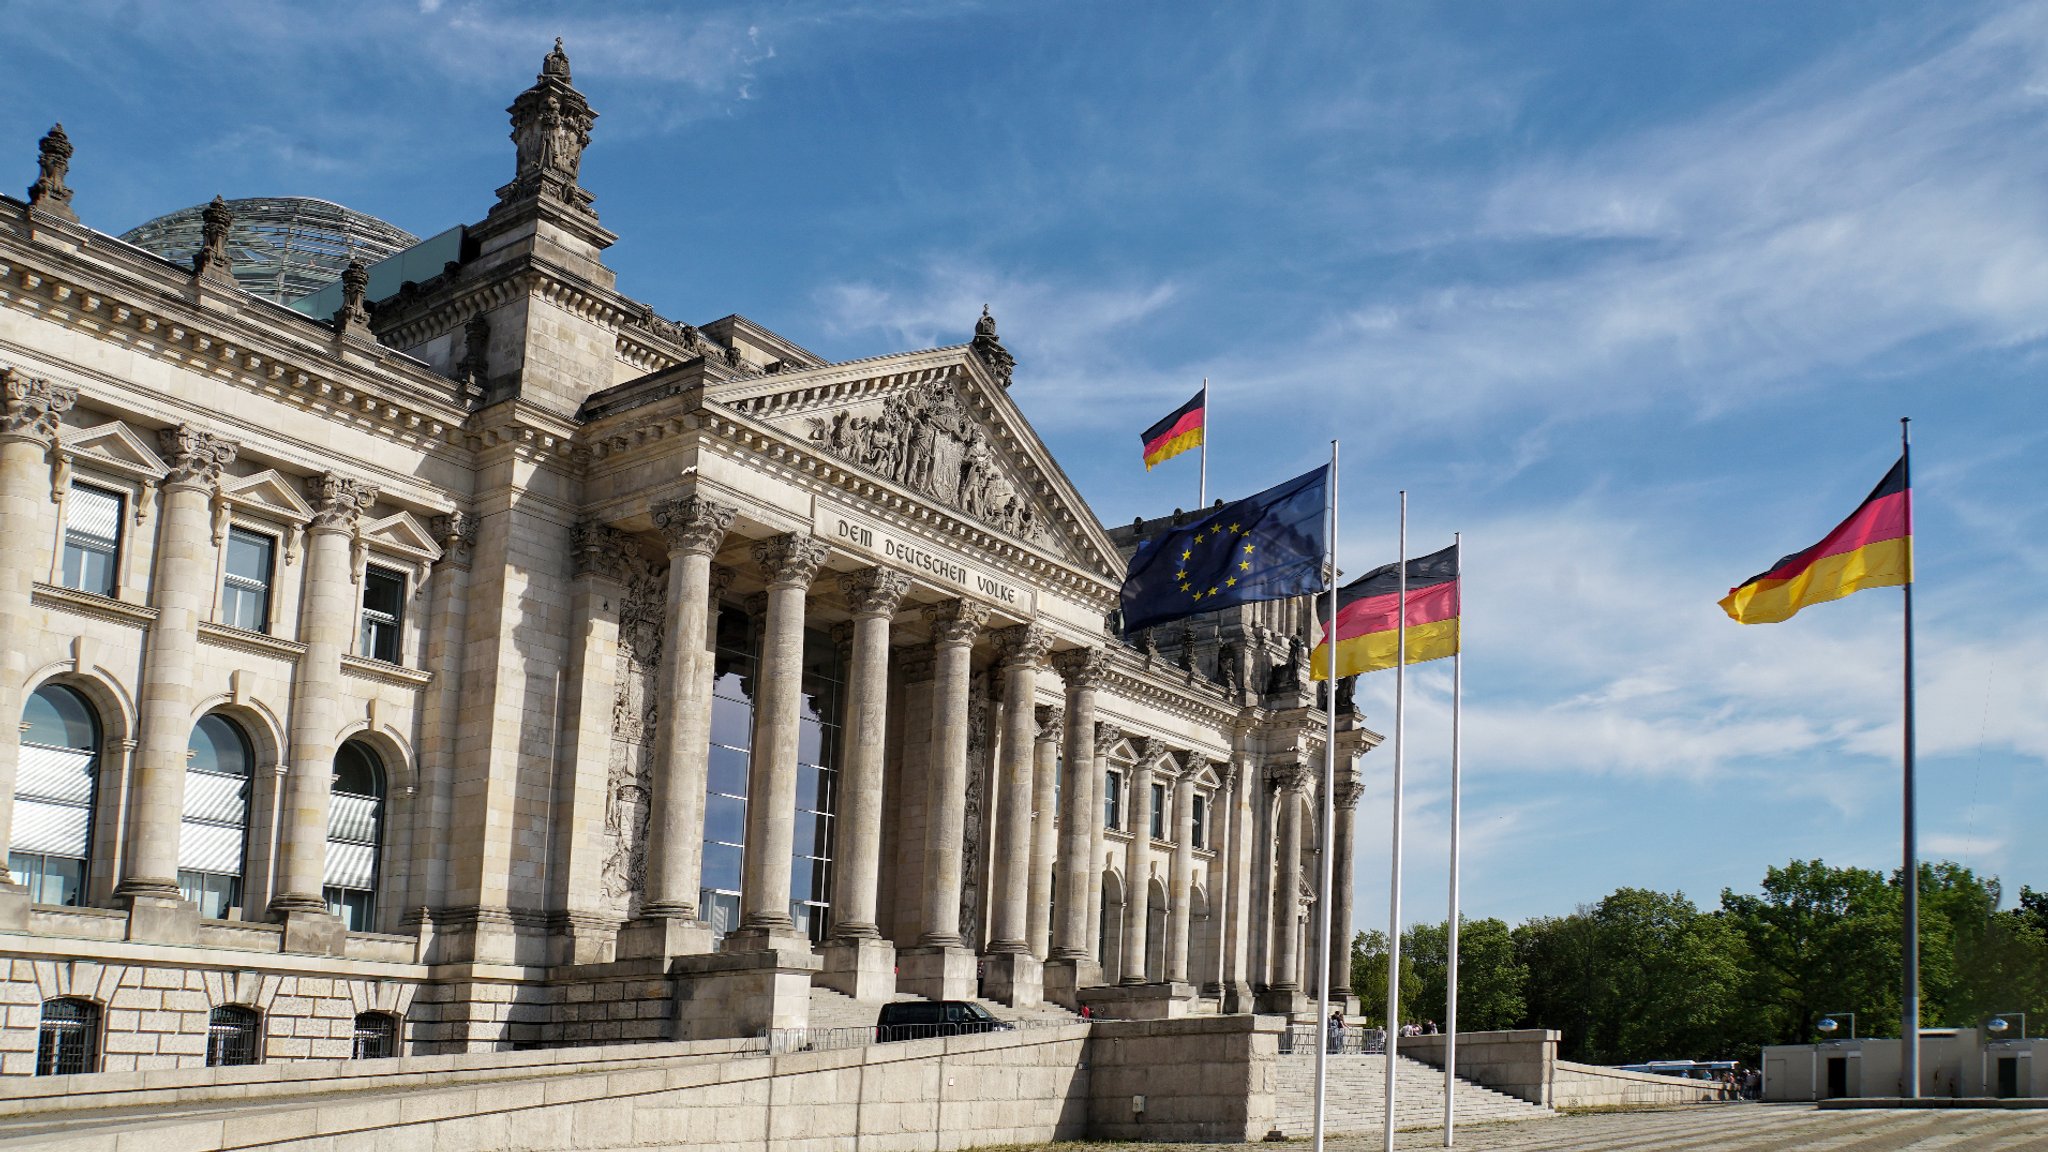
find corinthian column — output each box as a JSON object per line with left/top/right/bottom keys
{"left": 118, "top": 425, "right": 238, "bottom": 914}
{"left": 898, "top": 598, "right": 987, "bottom": 1001}
{"left": 0, "top": 372, "right": 76, "bottom": 889}
{"left": 730, "top": 532, "right": 829, "bottom": 945}
{"left": 620, "top": 495, "right": 734, "bottom": 960}
{"left": 1120, "top": 741, "right": 1162, "bottom": 985}
{"left": 272, "top": 474, "right": 376, "bottom": 951}
{"left": 1260, "top": 762, "right": 1310, "bottom": 1013}
{"left": 1048, "top": 648, "right": 1103, "bottom": 969}
{"left": 985, "top": 622, "right": 1052, "bottom": 1006}
{"left": 1087, "top": 721, "right": 1121, "bottom": 963}
{"left": 819, "top": 567, "right": 910, "bottom": 999}
{"left": 1328, "top": 773, "right": 1365, "bottom": 1007}
{"left": 1027, "top": 704, "right": 1063, "bottom": 960}
{"left": 1165, "top": 756, "right": 1203, "bottom": 985}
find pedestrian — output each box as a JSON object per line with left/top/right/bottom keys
{"left": 1327, "top": 1009, "right": 1345, "bottom": 1054}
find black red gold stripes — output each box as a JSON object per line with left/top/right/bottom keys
{"left": 1311, "top": 544, "right": 1460, "bottom": 679}
{"left": 1721, "top": 456, "right": 1911, "bottom": 624}
{"left": 1141, "top": 390, "right": 1205, "bottom": 469}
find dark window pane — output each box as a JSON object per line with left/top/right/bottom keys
{"left": 707, "top": 744, "right": 750, "bottom": 797}
{"left": 23, "top": 685, "right": 98, "bottom": 750}
{"left": 225, "top": 530, "right": 273, "bottom": 583}
{"left": 714, "top": 607, "right": 751, "bottom": 653}
{"left": 796, "top": 718, "right": 824, "bottom": 765}
{"left": 709, "top": 696, "right": 754, "bottom": 750}
{"left": 333, "top": 742, "right": 384, "bottom": 798}
{"left": 788, "top": 856, "right": 815, "bottom": 902}
{"left": 188, "top": 714, "right": 252, "bottom": 776}
{"left": 796, "top": 811, "right": 833, "bottom": 857}
{"left": 701, "top": 843, "right": 743, "bottom": 893}
{"left": 363, "top": 567, "right": 405, "bottom": 617}
{"left": 795, "top": 762, "right": 824, "bottom": 812}
{"left": 36, "top": 998, "right": 100, "bottom": 1076}
{"left": 704, "top": 794, "right": 746, "bottom": 845}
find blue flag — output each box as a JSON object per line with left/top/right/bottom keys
{"left": 1120, "top": 464, "right": 1330, "bottom": 636}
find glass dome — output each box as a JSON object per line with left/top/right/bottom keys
{"left": 120, "top": 196, "right": 417, "bottom": 304}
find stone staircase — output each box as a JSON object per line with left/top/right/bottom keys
{"left": 1274, "top": 1053, "right": 1553, "bottom": 1136}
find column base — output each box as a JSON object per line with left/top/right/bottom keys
{"left": 616, "top": 915, "right": 715, "bottom": 961}
{"left": 672, "top": 943, "right": 822, "bottom": 1041}
{"left": 120, "top": 890, "right": 199, "bottom": 945}
{"left": 817, "top": 936, "right": 897, "bottom": 1001}
{"left": 1219, "top": 980, "right": 1257, "bottom": 1015}
{"left": 1041, "top": 956, "right": 1104, "bottom": 1011}
{"left": 1257, "top": 984, "right": 1303, "bottom": 1016}
{"left": 897, "top": 944, "right": 978, "bottom": 1001}
{"left": 1078, "top": 980, "right": 1198, "bottom": 1021}
{"left": 0, "top": 883, "right": 28, "bottom": 932}
{"left": 981, "top": 951, "right": 1043, "bottom": 1008}
{"left": 278, "top": 907, "right": 348, "bottom": 956}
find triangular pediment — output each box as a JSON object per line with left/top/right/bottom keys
{"left": 706, "top": 348, "right": 1125, "bottom": 580}
{"left": 62, "top": 421, "right": 167, "bottom": 479}
{"left": 361, "top": 511, "right": 442, "bottom": 564}
{"left": 220, "top": 469, "right": 314, "bottom": 523}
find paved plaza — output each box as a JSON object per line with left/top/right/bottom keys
{"left": 1046, "top": 1105, "right": 2048, "bottom": 1152}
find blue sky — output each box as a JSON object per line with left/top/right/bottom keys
{"left": 9, "top": 1, "right": 2044, "bottom": 931}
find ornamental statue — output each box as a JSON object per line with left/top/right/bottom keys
{"left": 498, "top": 38, "right": 599, "bottom": 218}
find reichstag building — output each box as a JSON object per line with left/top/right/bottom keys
{"left": 0, "top": 42, "right": 1373, "bottom": 1074}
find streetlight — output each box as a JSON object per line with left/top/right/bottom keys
{"left": 1816, "top": 1013, "right": 1857, "bottom": 1040}
{"left": 1985, "top": 1013, "right": 2027, "bottom": 1040}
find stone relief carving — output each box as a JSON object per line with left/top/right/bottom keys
{"left": 333, "top": 261, "right": 373, "bottom": 344}
{"left": 157, "top": 425, "right": 238, "bottom": 488}
{"left": 652, "top": 494, "right": 736, "bottom": 558}
{"left": 499, "top": 39, "right": 599, "bottom": 218}
{"left": 305, "top": 473, "right": 377, "bottom": 531}
{"left": 431, "top": 511, "right": 477, "bottom": 568}
{"left": 27, "top": 124, "right": 77, "bottom": 222}
{"left": 806, "top": 377, "right": 1045, "bottom": 543}
{"left": 971, "top": 305, "right": 1017, "bottom": 388}
{"left": 599, "top": 543, "right": 669, "bottom": 916}
{"left": 840, "top": 567, "right": 912, "bottom": 617}
{"left": 192, "top": 196, "right": 235, "bottom": 285}
{"left": 960, "top": 669, "right": 993, "bottom": 936}
{"left": 1, "top": 369, "right": 78, "bottom": 442}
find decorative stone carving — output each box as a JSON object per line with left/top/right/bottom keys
{"left": 455, "top": 312, "right": 490, "bottom": 401}
{"left": 1336, "top": 777, "right": 1367, "bottom": 809}
{"left": 650, "top": 494, "right": 736, "bottom": 557}
{"left": 961, "top": 669, "right": 993, "bottom": 934}
{"left": 1052, "top": 645, "right": 1109, "bottom": 689}
{"left": 1093, "top": 721, "right": 1123, "bottom": 758}
{"left": 1, "top": 369, "right": 77, "bottom": 442}
{"left": 1268, "top": 634, "right": 1308, "bottom": 695}
{"left": 192, "top": 196, "right": 235, "bottom": 285}
{"left": 305, "top": 472, "right": 377, "bottom": 532}
{"left": 992, "top": 622, "right": 1053, "bottom": 667}
{"left": 1268, "top": 760, "right": 1313, "bottom": 793}
{"left": 1336, "top": 674, "right": 1358, "bottom": 716}
{"left": 970, "top": 305, "right": 1016, "bottom": 389}
{"left": 27, "top": 124, "right": 77, "bottom": 222}
{"left": 498, "top": 38, "right": 599, "bottom": 218}
{"left": 805, "top": 376, "right": 1044, "bottom": 542}
{"left": 1035, "top": 704, "right": 1065, "bottom": 743}
{"left": 1176, "top": 622, "right": 1197, "bottom": 672}
{"left": 1137, "top": 738, "right": 1169, "bottom": 775}
{"left": 157, "top": 425, "right": 238, "bottom": 488}
{"left": 600, "top": 538, "right": 668, "bottom": 916}
{"left": 571, "top": 520, "right": 635, "bottom": 582}
{"left": 924, "top": 598, "right": 990, "bottom": 648}
{"left": 708, "top": 563, "right": 736, "bottom": 603}
{"left": 1180, "top": 753, "right": 1213, "bottom": 782}
{"left": 333, "top": 260, "right": 373, "bottom": 343}
{"left": 431, "top": 511, "right": 477, "bottom": 568}
{"left": 839, "top": 567, "right": 911, "bottom": 618}
{"left": 752, "top": 533, "right": 829, "bottom": 588}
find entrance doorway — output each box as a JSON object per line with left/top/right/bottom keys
{"left": 1825, "top": 1056, "right": 1847, "bottom": 1099}
{"left": 1995, "top": 1056, "right": 2018, "bottom": 1099}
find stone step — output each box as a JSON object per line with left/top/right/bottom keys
{"left": 1273, "top": 1054, "right": 1553, "bottom": 1135}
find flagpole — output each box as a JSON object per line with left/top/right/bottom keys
{"left": 1443, "top": 531, "right": 1462, "bottom": 1145}
{"left": 1199, "top": 378, "right": 1211, "bottom": 508}
{"left": 1312, "top": 438, "right": 1338, "bottom": 1152}
{"left": 1900, "top": 417, "right": 1919, "bottom": 1099}
{"left": 1383, "top": 491, "right": 1407, "bottom": 1152}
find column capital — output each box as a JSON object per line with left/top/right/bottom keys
{"left": 924, "top": 598, "right": 989, "bottom": 648}
{"left": 1034, "top": 704, "right": 1065, "bottom": 743}
{"left": 1093, "top": 721, "right": 1123, "bottom": 758}
{"left": 1268, "top": 760, "right": 1313, "bottom": 793}
{"left": 306, "top": 472, "right": 378, "bottom": 533}
{"left": 1135, "top": 737, "right": 1171, "bottom": 778}
{"left": 651, "top": 494, "right": 737, "bottom": 557}
{"left": 1, "top": 368, "right": 78, "bottom": 444}
{"left": 570, "top": 520, "right": 635, "bottom": 581}
{"left": 431, "top": 511, "right": 477, "bottom": 569}
{"left": 752, "top": 532, "right": 830, "bottom": 589}
{"left": 1052, "top": 645, "right": 1110, "bottom": 689}
{"left": 156, "top": 424, "right": 239, "bottom": 489}
{"left": 1178, "top": 753, "right": 1215, "bottom": 784}
{"left": 992, "top": 622, "right": 1054, "bottom": 668}
{"left": 1336, "top": 777, "right": 1366, "bottom": 809}
{"left": 839, "top": 567, "right": 912, "bottom": 618}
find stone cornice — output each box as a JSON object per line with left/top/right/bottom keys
{"left": 340, "top": 655, "right": 434, "bottom": 688}
{"left": 31, "top": 582, "right": 157, "bottom": 627}
{"left": 0, "top": 218, "right": 473, "bottom": 461}
{"left": 1097, "top": 644, "right": 1242, "bottom": 732}
{"left": 198, "top": 621, "right": 308, "bottom": 660}
{"left": 465, "top": 399, "right": 581, "bottom": 467}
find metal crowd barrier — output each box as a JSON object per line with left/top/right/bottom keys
{"left": 1279, "top": 1024, "right": 1387, "bottom": 1056}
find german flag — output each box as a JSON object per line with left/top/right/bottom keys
{"left": 1721, "top": 456, "right": 1911, "bottom": 625}
{"left": 1311, "top": 544, "right": 1459, "bottom": 680}
{"left": 1141, "top": 389, "right": 1205, "bottom": 470}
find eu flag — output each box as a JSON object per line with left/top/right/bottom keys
{"left": 1120, "top": 465, "right": 1330, "bottom": 636}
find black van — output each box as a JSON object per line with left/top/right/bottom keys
{"left": 874, "top": 1000, "right": 1013, "bottom": 1042}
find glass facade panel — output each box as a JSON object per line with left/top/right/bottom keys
{"left": 700, "top": 607, "right": 754, "bottom": 941}
{"left": 790, "top": 628, "right": 843, "bottom": 944}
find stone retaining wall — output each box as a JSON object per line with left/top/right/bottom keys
{"left": 1398, "top": 1029, "right": 1720, "bottom": 1109}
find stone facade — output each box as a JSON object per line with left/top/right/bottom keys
{"left": 0, "top": 43, "right": 1377, "bottom": 1079}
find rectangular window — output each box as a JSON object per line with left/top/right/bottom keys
{"left": 178, "top": 869, "right": 242, "bottom": 920}
{"left": 1104, "top": 770, "right": 1123, "bottom": 830}
{"left": 359, "top": 566, "right": 406, "bottom": 663}
{"left": 221, "top": 529, "right": 274, "bottom": 633}
{"left": 1150, "top": 783, "right": 1167, "bottom": 840}
{"left": 1192, "top": 794, "right": 1207, "bottom": 849}
{"left": 61, "top": 484, "right": 123, "bottom": 598}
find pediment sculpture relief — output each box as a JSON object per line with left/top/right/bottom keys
{"left": 806, "top": 379, "right": 1047, "bottom": 544}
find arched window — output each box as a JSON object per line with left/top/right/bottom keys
{"left": 36, "top": 998, "right": 100, "bottom": 1076}
{"left": 179, "top": 714, "right": 252, "bottom": 919}
{"left": 10, "top": 684, "right": 101, "bottom": 906}
{"left": 205, "top": 1006, "right": 261, "bottom": 1067}
{"left": 324, "top": 741, "right": 385, "bottom": 932}
{"left": 351, "top": 1011, "right": 398, "bottom": 1060}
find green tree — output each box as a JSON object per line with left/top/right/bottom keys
{"left": 1513, "top": 911, "right": 1602, "bottom": 1060}
{"left": 1401, "top": 918, "right": 1526, "bottom": 1033}
{"left": 1350, "top": 929, "right": 1416, "bottom": 1028}
{"left": 1721, "top": 860, "right": 1902, "bottom": 1047}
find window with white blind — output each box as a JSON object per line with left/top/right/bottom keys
{"left": 324, "top": 742, "right": 384, "bottom": 933}
{"left": 8, "top": 685, "right": 100, "bottom": 907}
{"left": 358, "top": 566, "right": 405, "bottom": 663}
{"left": 177, "top": 714, "right": 251, "bottom": 919}
{"left": 60, "top": 484, "right": 122, "bottom": 598}
{"left": 220, "top": 529, "right": 274, "bottom": 633}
